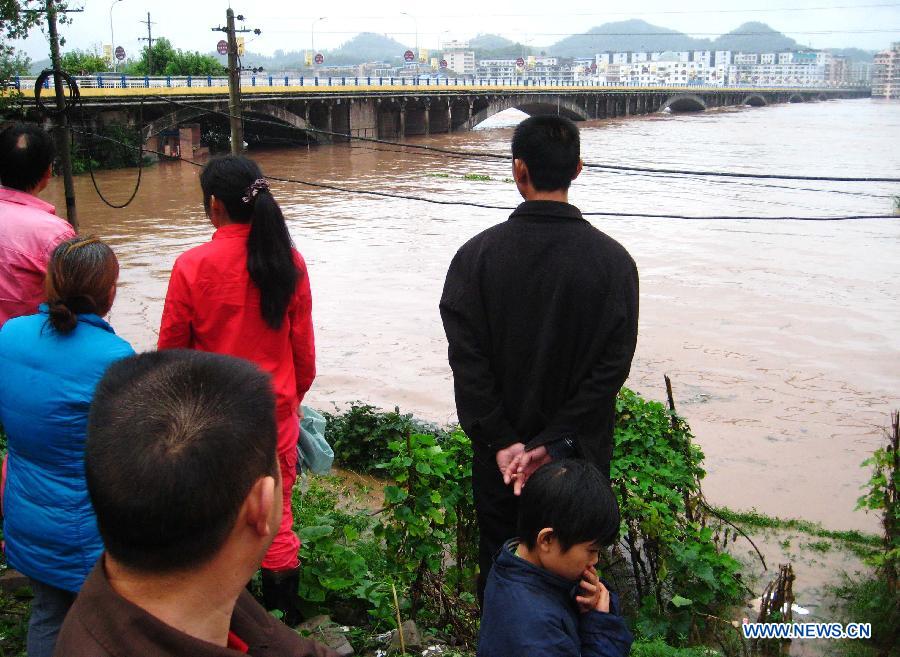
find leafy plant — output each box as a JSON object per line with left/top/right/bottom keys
{"left": 374, "top": 428, "right": 478, "bottom": 639}
{"left": 291, "top": 476, "right": 395, "bottom": 625}
{"left": 612, "top": 388, "right": 744, "bottom": 643}
{"left": 856, "top": 411, "right": 899, "bottom": 594}
{"left": 323, "top": 402, "right": 439, "bottom": 475}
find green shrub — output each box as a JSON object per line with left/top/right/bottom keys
{"left": 323, "top": 402, "right": 443, "bottom": 475}
{"left": 613, "top": 389, "right": 744, "bottom": 643}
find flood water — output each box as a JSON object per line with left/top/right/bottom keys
{"left": 43, "top": 98, "right": 899, "bottom": 533}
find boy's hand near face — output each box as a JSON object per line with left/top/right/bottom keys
{"left": 576, "top": 566, "right": 610, "bottom": 614}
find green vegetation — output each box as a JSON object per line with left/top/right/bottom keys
{"left": 122, "top": 38, "right": 226, "bottom": 77}
{"left": 825, "top": 413, "right": 900, "bottom": 657}
{"left": 69, "top": 121, "right": 151, "bottom": 173}
{"left": 831, "top": 576, "right": 899, "bottom": 657}
{"left": 0, "top": 0, "right": 48, "bottom": 114}
{"left": 710, "top": 506, "right": 881, "bottom": 557}
{"left": 301, "top": 389, "right": 752, "bottom": 651}
{"left": 612, "top": 389, "right": 744, "bottom": 643}
{"left": 60, "top": 49, "right": 109, "bottom": 74}
{"left": 462, "top": 173, "right": 492, "bottom": 181}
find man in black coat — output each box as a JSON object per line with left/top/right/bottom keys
{"left": 439, "top": 115, "right": 639, "bottom": 604}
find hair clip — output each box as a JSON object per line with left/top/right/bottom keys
{"left": 241, "top": 178, "right": 270, "bottom": 204}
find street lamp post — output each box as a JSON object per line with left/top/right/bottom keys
{"left": 400, "top": 11, "right": 418, "bottom": 64}
{"left": 311, "top": 16, "right": 326, "bottom": 68}
{"left": 109, "top": 0, "right": 125, "bottom": 72}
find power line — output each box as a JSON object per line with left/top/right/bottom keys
{"left": 279, "top": 28, "right": 900, "bottom": 36}
{"left": 156, "top": 96, "right": 900, "bottom": 183}
{"left": 72, "top": 127, "right": 897, "bottom": 222}
{"left": 259, "top": 3, "right": 900, "bottom": 20}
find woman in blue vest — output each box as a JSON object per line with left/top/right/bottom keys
{"left": 0, "top": 236, "right": 134, "bottom": 657}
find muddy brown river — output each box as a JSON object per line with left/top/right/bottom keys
{"left": 42, "top": 98, "right": 899, "bottom": 533}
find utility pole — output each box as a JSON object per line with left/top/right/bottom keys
{"left": 225, "top": 9, "right": 241, "bottom": 154}
{"left": 212, "top": 11, "right": 260, "bottom": 155}
{"left": 46, "top": 0, "right": 77, "bottom": 229}
{"left": 138, "top": 12, "right": 155, "bottom": 75}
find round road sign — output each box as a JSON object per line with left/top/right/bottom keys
{"left": 217, "top": 40, "right": 228, "bottom": 55}
{"left": 516, "top": 57, "right": 525, "bottom": 67}
{"left": 404, "top": 49, "right": 415, "bottom": 62}
{"left": 115, "top": 46, "right": 126, "bottom": 61}
{"left": 314, "top": 53, "right": 324, "bottom": 65}
{"left": 439, "top": 59, "right": 448, "bottom": 69}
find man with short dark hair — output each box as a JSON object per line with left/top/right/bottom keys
{"left": 54, "top": 350, "right": 336, "bottom": 657}
{"left": 0, "top": 122, "right": 75, "bottom": 326}
{"left": 440, "top": 115, "right": 639, "bottom": 603}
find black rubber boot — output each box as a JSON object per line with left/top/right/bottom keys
{"left": 260, "top": 567, "right": 303, "bottom": 627}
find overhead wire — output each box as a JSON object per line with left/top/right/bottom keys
{"left": 71, "top": 126, "right": 897, "bottom": 222}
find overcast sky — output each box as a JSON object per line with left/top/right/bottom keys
{"left": 14, "top": 0, "right": 900, "bottom": 62}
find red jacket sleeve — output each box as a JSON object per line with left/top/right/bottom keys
{"left": 157, "top": 259, "right": 193, "bottom": 350}
{"left": 290, "top": 255, "right": 315, "bottom": 402}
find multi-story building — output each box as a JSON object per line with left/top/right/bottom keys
{"left": 692, "top": 50, "right": 713, "bottom": 67}
{"left": 873, "top": 42, "right": 900, "bottom": 98}
{"left": 442, "top": 41, "right": 475, "bottom": 76}
{"left": 849, "top": 61, "right": 873, "bottom": 86}
{"left": 714, "top": 50, "right": 733, "bottom": 67}
{"left": 734, "top": 53, "right": 759, "bottom": 65}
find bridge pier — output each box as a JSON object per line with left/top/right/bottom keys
{"left": 399, "top": 103, "right": 406, "bottom": 139}
{"left": 424, "top": 100, "right": 430, "bottom": 137}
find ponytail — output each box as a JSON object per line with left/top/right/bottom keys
{"left": 199, "top": 156, "right": 298, "bottom": 330}
{"left": 247, "top": 191, "right": 298, "bottom": 329}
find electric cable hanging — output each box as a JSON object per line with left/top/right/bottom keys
{"left": 71, "top": 127, "right": 898, "bottom": 222}
{"left": 83, "top": 97, "right": 146, "bottom": 209}
{"left": 155, "top": 96, "right": 900, "bottom": 183}
{"left": 33, "top": 69, "right": 80, "bottom": 116}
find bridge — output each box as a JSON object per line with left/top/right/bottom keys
{"left": 12, "top": 75, "right": 870, "bottom": 146}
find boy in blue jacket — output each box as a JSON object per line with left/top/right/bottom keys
{"left": 477, "top": 459, "right": 633, "bottom": 657}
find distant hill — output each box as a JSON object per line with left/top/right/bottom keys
{"left": 470, "top": 34, "right": 515, "bottom": 50}
{"left": 324, "top": 32, "right": 411, "bottom": 65}
{"left": 29, "top": 58, "right": 51, "bottom": 74}
{"left": 712, "top": 22, "right": 799, "bottom": 53}
{"left": 549, "top": 20, "right": 709, "bottom": 57}
{"left": 826, "top": 47, "right": 877, "bottom": 62}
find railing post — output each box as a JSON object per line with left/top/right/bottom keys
{"left": 314, "top": 76, "right": 318, "bottom": 85}
{"left": 269, "top": 75, "right": 273, "bottom": 85}
{"left": 251, "top": 76, "right": 256, "bottom": 87}
{"left": 328, "top": 76, "right": 332, "bottom": 86}
{"left": 187, "top": 75, "right": 192, "bottom": 87}
{"left": 207, "top": 75, "right": 213, "bottom": 86}
{"left": 97, "top": 74, "right": 103, "bottom": 88}
{"left": 285, "top": 76, "right": 289, "bottom": 86}
{"left": 120, "top": 74, "right": 126, "bottom": 88}
{"left": 166, "top": 76, "right": 172, "bottom": 87}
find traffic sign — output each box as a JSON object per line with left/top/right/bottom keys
{"left": 115, "top": 46, "right": 126, "bottom": 61}
{"left": 516, "top": 57, "right": 525, "bottom": 67}
{"left": 404, "top": 49, "right": 414, "bottom": 62}
{"left": 439, "top": 59, "right": 448, "bottom": 69}
{"left": 217, "top": 40, "right": 228, "bottom": 55}
{"left": 314, "top": 53, "right": 324, "bottom": 65}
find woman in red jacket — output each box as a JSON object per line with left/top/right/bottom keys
{"left": 158, "top": 155, "right": 314, "bottom": 624}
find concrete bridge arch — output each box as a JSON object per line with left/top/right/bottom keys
{"left": 661, "top": 94, "right": 707, "bottom": 112}
{"left": 470, "top": 94, "right": 590, "bottom": 127}
{"left": 788, "top": 94, "right": 805, "bottom": 103}
{"left": 743, "top": 94, "right": 768, "bottom": 107}
{"left": 143, "top": 101, "right": 319, "bottom": 143}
